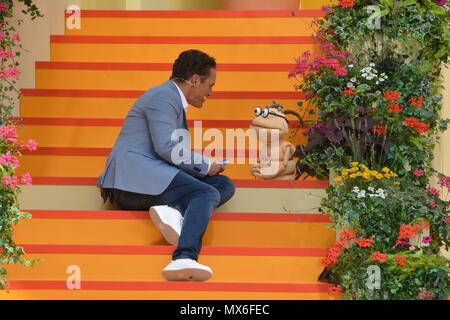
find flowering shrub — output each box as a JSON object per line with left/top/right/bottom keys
{"left": 320, "top": 163, "right": 449, "bottom": 299}
{"left": 0, "top": 0, "right": 41, "bottom": 289}
{"left": 289, "top": 0, "right": 450, "bottom": 300}
{"left": 291, "top": 0, "right": 450, "bottom": 177}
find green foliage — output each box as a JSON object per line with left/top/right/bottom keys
{"left": 1, "top": 0, "right": 41, "bottom": 290}
{"left": 291, "top": 0, "right": 450, "bottom": 299}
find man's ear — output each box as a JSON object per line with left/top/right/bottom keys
{"left": 191, "top": 74, "right": 201, "bottom": 86}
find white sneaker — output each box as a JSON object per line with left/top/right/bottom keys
{"left": 162, "top": 259, "right": 213, "bottom": 282}
{"left": 149, "top": 205, "right": 183, "bottom": 246}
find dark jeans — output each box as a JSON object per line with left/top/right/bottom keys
{"left": 112, "top": 171, "right": 236, "bottom": 261}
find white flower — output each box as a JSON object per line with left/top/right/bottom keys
{"left": 375, "top": 91, "right": 381, "bottom": 95}
{"left": 357, "top": 190, "right": 366, "bottom": 198}
{"left": 347, "top": 82, "right": 354, "bottom": 88}
{"left": 381, "top": 73, "right": 386, "bottom": 76}
{"left": 379, "top": 78, "right": 385, "bottom": 82}
{"left": 351, "top": 77, "right": 357, "bottom": 82}
{"left": 368, "top": 187, "right": 374, "bottom": 192}
{"left": 376, "top": 81, "right": 379, "bottom": 85}
{"left": 362, "top": 73, "right": 368, "bottom": 78}
{"left": 369, "top": 63, "right": 375, "bottom": 67}
{"left": 352, "top": 186, "right": 360, "bottom": 193}
{"left": 348, "top": 64, "right": 354, "bottom": 68}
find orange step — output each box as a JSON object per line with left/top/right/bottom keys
{"left": 1, "top": 281, "right": 338, "bottom": 300}
{"left": 64, "top": 10, "right": 324, "bottom": 37}
{"left": 20, "top": 89, "right": 316, "bottom": 121}
{"left": 14, "top": 211, "right": 334, "bottom": 247}
{"left": 50, "top": 36, "right": 319, "bottom": 63}
{"left": 20, "top": 96, "right": 316, "bottom": 121}
{"left": 35, "top": 62, "right": 299, "bottom": 91}
{"left": 6, "top": 245, "right": 327, "bottom": 284}
{"left": 16, "top": 118, "right": 308, "bottom": 148}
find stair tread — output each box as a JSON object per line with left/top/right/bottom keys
{"left": 18, "top": 244, "right": 328, "bottom": 256}
{"left": 24, "top": 210, "right": 330, "bottom": 221}
{"left": 67, "top": 10, "right": 324, "bottom": 18}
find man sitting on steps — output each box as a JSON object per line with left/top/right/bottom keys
{"left": 97, "top": 49, "right": 236, "bottom": 282}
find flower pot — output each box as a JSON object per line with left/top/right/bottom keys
{"left": 220, "top": 0, "right": 301, "bottom": 10}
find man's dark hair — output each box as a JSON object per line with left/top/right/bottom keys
{"left": 170, "top": 49, "right": 216, "bottom": 82}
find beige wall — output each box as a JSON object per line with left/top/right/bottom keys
{"left": 12, "top": 0, "right": 80, "bottom": 115}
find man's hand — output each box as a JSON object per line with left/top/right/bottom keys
{"left": 208, "top": 162, "right": 226, "bottom": 176}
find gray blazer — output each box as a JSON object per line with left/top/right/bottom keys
{"left": 97, "top": 80, "right": 211, "bottom": 195}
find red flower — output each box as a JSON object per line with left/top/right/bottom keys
{"left": 339, "top": 228, "right": 357, "bottom": 242}
{"left": 357, "top": 237, "right": 375, "bottom": 248}
{"left": 328, "top": 285, "right": 343, "bottom": 295}
{"left": 398, "top": 224, "right": 418, "bottom": 240}
{"left": 387, "top": 103, "right": 403, "bottom": 113}
{"left": 373, "top": 125, "right": 387, "bottom": 135}
{"left": 404, "top": 117, "right": 429, "bottom": 134}
{"left": 343, "top": 87, "right": 357, "bottom": 95}
{"left": 395, "top": 256, "right": 407, "bottom": 267}
{"left": 409, "top": 96, "right": 423, "bottom": 108}
{"left": 384, "top": 90, "right": 401, "bottom": 101}
{"left": 414, "top": 169, "right": 425, "bottom": 177}
{"left": 339, "top": 0, "right": 356, "bottom": 7}
{"left": 371, "top": 251, "right": 388, "bottom": 264}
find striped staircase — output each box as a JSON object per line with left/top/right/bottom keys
{"left": 2, "top": 8, "right": 339, "bottom": 299}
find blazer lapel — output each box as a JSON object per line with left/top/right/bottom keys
{"left": 182, "top": 109, "right": 188, "bottom": 129}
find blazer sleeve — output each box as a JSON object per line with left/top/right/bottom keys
{"left": 143, "top": 98, "right": 211, "bottom": 177}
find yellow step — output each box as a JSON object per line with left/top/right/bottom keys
{"left": 6, "top": 245, "right": 328, "bottom": 284}
{"left": 50, "top": 39, "right": 318, "bottom": 64}
{"left": 17, "top": 120, "right": 308, "bottom": 148}
{"left": 17, "top": 154, "right": 281, "bottom": 180}
{"left": 1, "top": 281, "right": 338, "bottom": 300}
{"left": 20, "top": 95, "right": 316, "bottom": 121}
{"left": 14, "top": 211, "right": 334, "bottom": 248}
{"left": 64, "top": 10, "right": 323, "bottom": 37}
{"left": 35, "top": 65, "right": 298, "bottom": 91}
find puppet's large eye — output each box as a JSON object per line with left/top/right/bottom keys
{"left": 262, "top": 108, "right": 270, "bottom": 118}
{"left": 254, "top": 107, "right": 262, "bottom": 116}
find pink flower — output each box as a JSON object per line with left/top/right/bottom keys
{"left": 427, "top": 187, "right": 440, "bottom": 197}
{"left": 21, "top": 173, "right": 32, "bottom": 186}
{"left": 12, "top": 33, "right": 20, "bottom": 43}
{"left": 0, "top": 153, "right": 19, "bottom": 168}
{"left": 431, "top": 201, "right": 438, "bottom": 209}
{"left": 10, "top": 176, "right": 19, "bottom": 188}
{"left": 1, "top": 175, "right": 11, "bottom": 185}
{"left": 0, "top": 48, "right": 13, "bottom": 59}
{"left": 419, "top": 290, "right": 435, "bottom": 300}
{"left": 0, "top": 125, "right": 18, "bottom": 143}
{"left": 1, "top": 175, "right": 18, "bottom": 188}
{"left": 0, "top": 32, "right": 5, "bottom": 41}
{"left": 438, "top": 175, "right": 450, "bottom": 192}
{"left": 4, "top": 67, "right": 20, "bottom": 80}
{"left": 445, "top": 217, "right": 450, "bottom": 224}
{"left": 414, "top": 169, "right": 425, "bottom": 177}
{"left": 422, "top": 236, "right": 433, "bottom": 244}
{"left": 0, "top": 2, "right": 9, "bottom": 12}
{"left": 26, "top": 139, "right": 38, "bottom": 152}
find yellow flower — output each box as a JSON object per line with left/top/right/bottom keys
{"left": 351, "top": 162, "right": 359, "bottom": 167}
{"left": 393, "top": 181, "right": 400, "bottom": 186}
{"left": 335, "top": 177, "right": 342, "bottom": 182}
{"left": 382, "top": 167, "right": 390, "bottom": 173}
{"left": 350, "top": 174, "right": 358, "bottom": 179}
